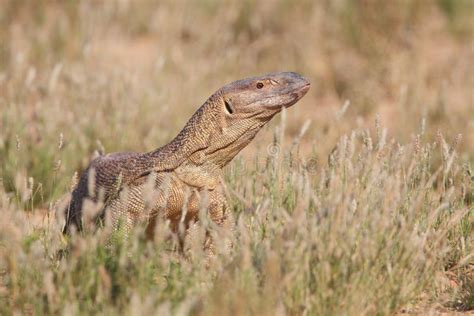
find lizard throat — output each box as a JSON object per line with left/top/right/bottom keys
{"left": 204, "top": 121, "right": 265, "bottom": 168}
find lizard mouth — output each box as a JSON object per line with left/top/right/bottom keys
{"left": 287, "top": 82, "right": 310, "bottom": 107}
{"left": 264, "top": 81, "right": 311, "bottom": 110}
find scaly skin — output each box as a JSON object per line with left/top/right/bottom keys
{"left": 63, "top": 72, "right": 310, "bottom": 241}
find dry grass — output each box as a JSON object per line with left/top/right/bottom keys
{"left": 0, "top": 0, "right": 472, "bottom": 314}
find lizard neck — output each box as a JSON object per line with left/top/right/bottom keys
{"left": 146, "top": 99, "right": 220, "bottom": 171}
{"left": 148, "top": 107, "right": 270, "bottom": 171}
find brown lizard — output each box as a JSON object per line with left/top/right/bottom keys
{"left": 63, "top": 72, "right": 310, "bottom": 241}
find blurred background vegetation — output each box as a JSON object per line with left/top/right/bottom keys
{"left": 0, "top": 0, "right": 472, "bottom": 205}
{"left": 0, "top": 1, "right": 472, "bottom": 314}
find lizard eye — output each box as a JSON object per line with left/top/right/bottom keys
{"left": 224, "top": 100, "right": 234, "bottom": 114}
{"left": 256, "top": 82, "right": 264, "bottom": 89}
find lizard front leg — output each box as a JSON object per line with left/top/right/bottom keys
{"left": 207, "top": 189, "right": 234, "bottom": 230}
{"left": 185, "top": 188, "right": 234, "bottom": 256}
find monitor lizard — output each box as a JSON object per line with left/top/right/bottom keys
{"left": 63, "top": 72, "right": 310, "bottom": 243}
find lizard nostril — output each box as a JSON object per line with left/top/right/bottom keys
{"left": 256, "top": 82, "right": 264, "bottom": 89}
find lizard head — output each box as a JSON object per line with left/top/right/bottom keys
{"left": 203, "top": 72, "right": 310, "bottom": 167}
{"left": 220, "top": 71, "right": 310, "bottom": 118}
